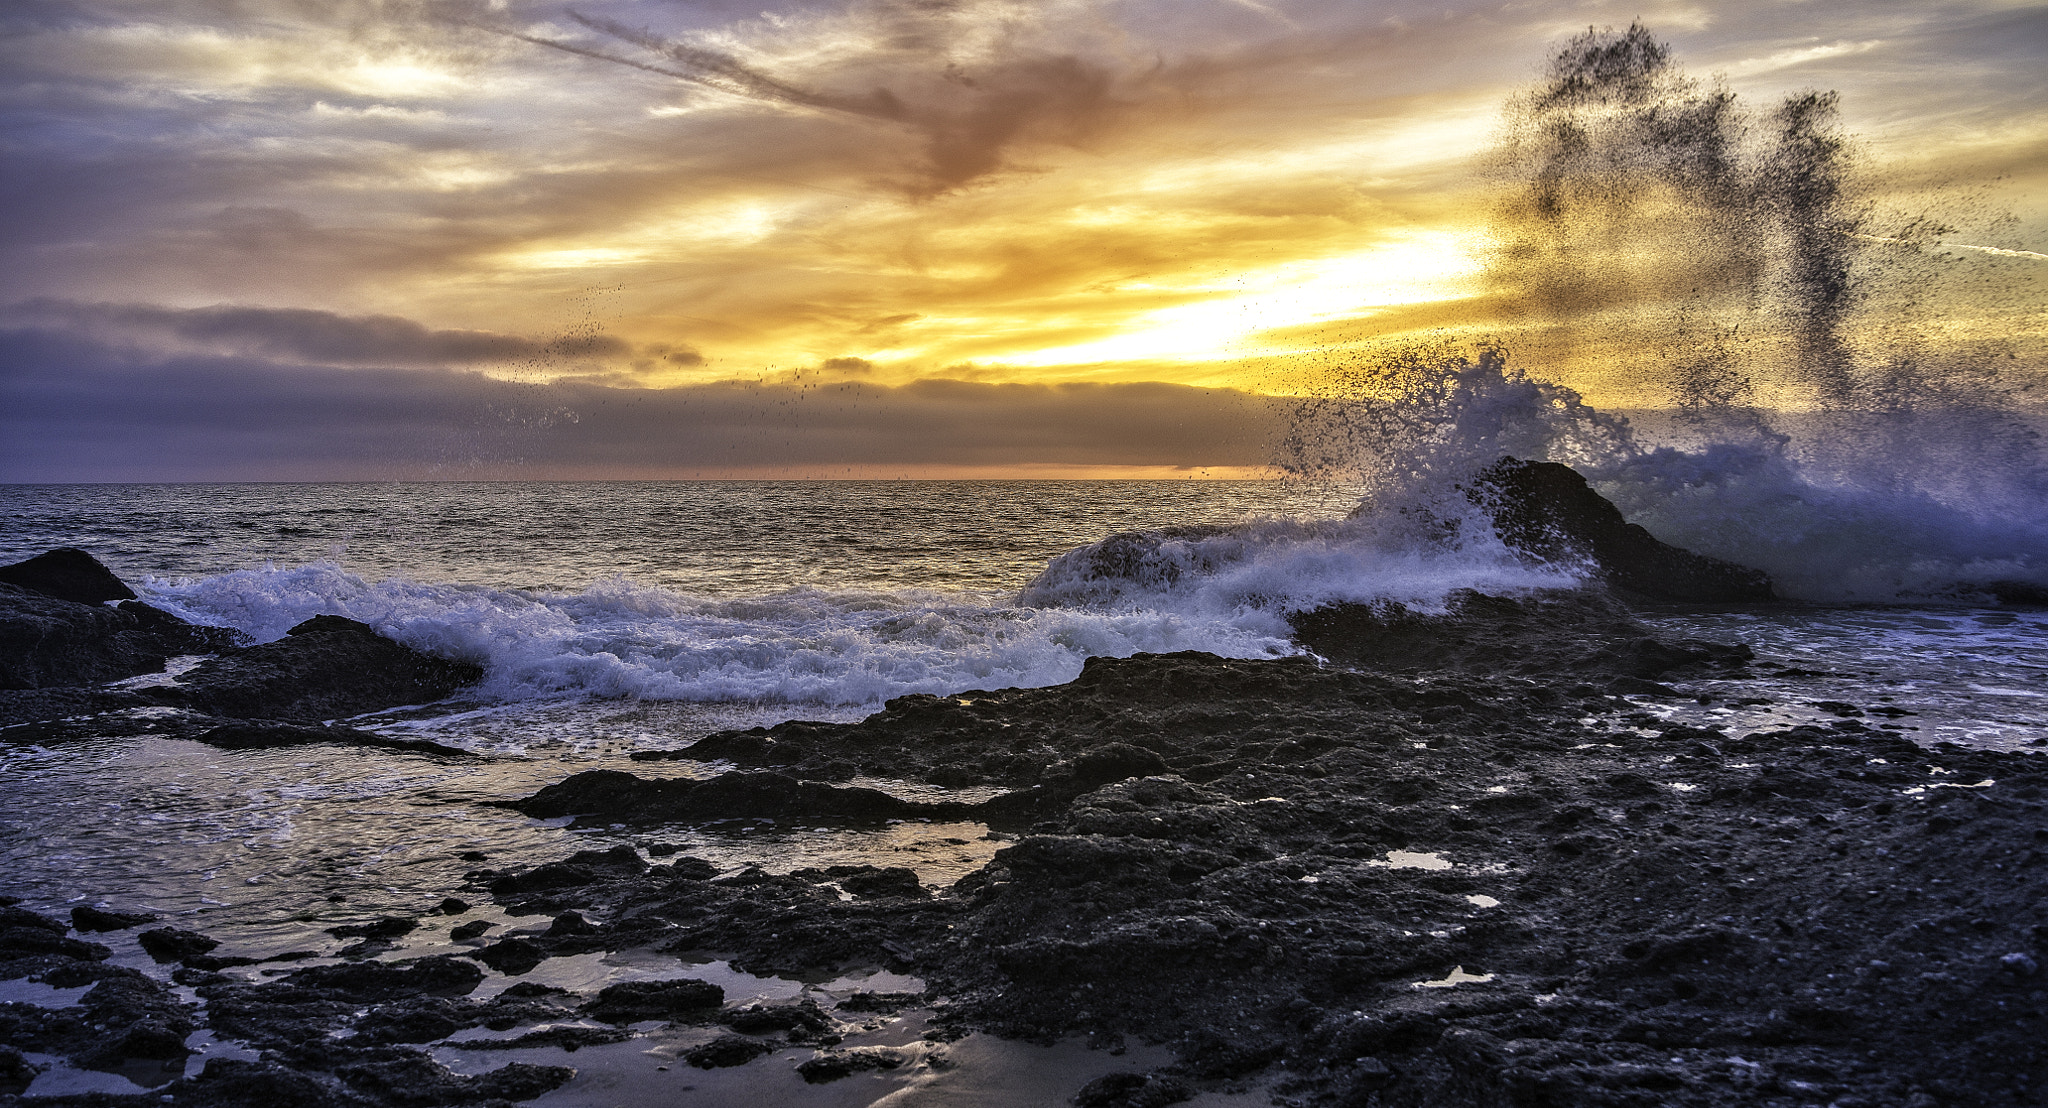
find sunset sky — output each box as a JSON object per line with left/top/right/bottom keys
{"left": 3, "top": 0, "right": 2043, "bottom": 480}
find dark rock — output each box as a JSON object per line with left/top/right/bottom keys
{"left": 684, "top": 1034, "right": 780, "bottom": 1068}
{"left": 795, "top": 1047, "right": 906, "bottom": 1083}
{"left": 838, "top": 867, "right": 929, "bottom": 900}
{"left": 507, "top": 769, "right": 952, "bottom": 827}
{"left": 0, "top": 548, "right": 136, "bottom": 604}
{"left": 448, "top": 920, "right": 492, "bottom": 942}
{"left": 329, "top": 1048, "right": 573, "bottom": 1106}
{"left": 1290, "top": 587, "right": 1751, "bottom": 680}
{"left": 445, "top": 1025, "right": 632, "bottom": 1051}
{"left": 666, "top": 856, "right": 720, "bottom": 881}
{"left": 193, "top": 719, "right": 474, "bottom": 756}
{"left": 328, "top": 916, "right": 418, "bottom": 940}
{"left": 437, "top": 898, "right": 470, "bottom": 915}
{"left": 0, "top": 582, "right": 236, "bottom": 690}
{"left": 583, "top": 978, "right": 724, "bottom": 1023}
{"left": 0, "top": 1043, "right": 42, "bottom": 1095}
{"left": 282, "top": 955, "right": 484, "bottom": 1001}
{"left": 488, "top": 845, "right": 648, "bottom": 896}
{"left": 161, "top": 615, "right": 482, "bottom": 722}
{"left": 70, "top": 905, "right": 159, "bottom": 932}
{"left": 472, "top": 937, "right": 546, "bottom": 976}
{"left": 1060, "top": 743, "right": 1172, "bottom": 789}
{"left": 137, "top": 926, "right": 220, "bottom": 964}
{"left": 1466, "top": 457, "right": 1774, "bottom": 602}
{"left": 1072, "top": 1071, "right": 1196, "bottom": 1108}
{"left": 720, "top": 1000, "right": 838, "bottom": 1037}
{"left": 547, "top": 911, "right": 598, "bottom": 936}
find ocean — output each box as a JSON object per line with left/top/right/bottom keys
{"left": 1, "top": 474, "right": 2044, "bottom": 1099}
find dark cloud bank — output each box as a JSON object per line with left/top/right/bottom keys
{"left": 0, "top": 324, "right": 1282, "bottom": 481}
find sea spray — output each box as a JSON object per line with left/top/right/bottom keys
{"left": 1262, "top": 23, "right": 2047, "bottom": 604}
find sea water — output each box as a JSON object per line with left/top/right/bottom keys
{"left": 0, "top": 478, "right": 2042, "bottom": 1026}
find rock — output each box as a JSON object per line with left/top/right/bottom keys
{"left": 795, "top": 1046, "right": 907, "bottom": 1083}
{"left": 0, "top": 1043, "right": 42, "bottom": 1095}
{"left": 137, "top": 926, "right": 221, "bottom": 964}
{"left": 582, "top": 978, "right": 724, "bottom": 1022}
{"left": 2000, "top": 952, "right": 2038, "bottom": 977}
{"left": 472, "top": 937, "right": 546, "bottom": 976}
{"left": 684, "top": 1034, "right": 780, "bottom": 1068}
{"left": 437, "top": 898, "right": 470, "bottom": 915}
{"left": 70, "top": 905, "right": 159, "bottom": 932}
{"left": 192, "top": 719, "right": 474, "bottom": 756}
{"left": 279, "top": 956, "right": 484, "bottom": 1002}
{"left": 0, "top": 582, "right": 237, "bottom": 690}
{"left": 507, "top": 769, "right": 954, "bottom": 827}
{"left": 839, "top": 867, "right": 929, "bottom": 900}
{"left": 327, "top": 916, "right": 418, "bottom": 941}
{"left": 1465, "top": 457, "right": 1774, "bottom": 601}
{"left": 1059, "top": 743, "right": 1172, "bottom": 789}
{"left": 1290, "top": 587, "right": 1751, "bottom": 679}
{"left": 487, "top": 845, "right": 649, "bottom": 896}
{"left": 1072, "top": 1071, "right": 1196, "bottom": 1108}
{"left": 0, "top": 548, "right": 136, "bottom": 604}
{"left": 161, "top": 615, "right": 483, "bottom": 722}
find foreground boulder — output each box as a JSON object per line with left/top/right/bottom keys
{"left": 158, "top": 615, "right": 483, "bottom": 722}
{"left": 0, "top": 583, "right": 241, "bottom": 690}
{"left": 0, "top": 548, "right": 137, "bottom": 605}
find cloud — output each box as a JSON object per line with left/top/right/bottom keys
{"left": 3, "top": 300, "right": 629, "bottom": 368}
{"left": 0, "top": 325, "right": 1287, "bottom": 480}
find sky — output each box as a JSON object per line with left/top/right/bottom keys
{"left": 2, "top": 0, "right": 2043, "bottom": 480}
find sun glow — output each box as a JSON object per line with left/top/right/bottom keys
{"left": 1003, "top": 230, "right": 1484, "bottom": 368}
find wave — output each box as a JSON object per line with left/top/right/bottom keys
{"left": 136, "top": 562, "right": 1299, "bottom": 707}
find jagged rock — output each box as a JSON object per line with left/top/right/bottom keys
{"left": 1288, "top": 588, "right": 1752, "bottom": 678}
{"left": 1467, "top": 457, "right": 1774, "bottom": 602}
{"left": 582, "top": 978, "right": 724, "bottom": 1022}
{"left": 506, "top": 769, "right": 952, "bottom": 827}
{"left": 138, "top": 926, "right": 221, "bottom": 964}
{"left": 71, "top": 905, "right": 159, "bottom": 932}
{"left": 0, "top": 548, "right": 136, "bottom": 604}
{"left": 0, "top": 582, "right": 237, "bottom": 690}
{"left": 159, "top": 615, "right": 483, "bottom": 722}
{"left": 192, "top": 718, "right": 473, "bottom": 755}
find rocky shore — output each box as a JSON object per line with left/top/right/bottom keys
{"left": 2, "top": 474, "right": 2044, "bottom": 1107}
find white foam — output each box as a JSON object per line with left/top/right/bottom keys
{"left": 138, "top": 564, "right": 1295, "bottom": 708}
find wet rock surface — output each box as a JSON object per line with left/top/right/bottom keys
{"left": 3, "top": 583, "right": 2044, "bottom": 1105}
{"left": 476, "top": 650, "right": 2046, "bottom": 1106}
{"left": 155, "top": 616, "right": 482, "bottom": 724}
{"left": 0, "top": 585, "right": 240, "bottom": 691}
{"left": 0, "top": 550, "right": 484, "bottom": 749}
{"left": 1288, "top": 587, "right": 1754, "bottom": 682}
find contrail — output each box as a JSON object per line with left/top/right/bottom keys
{"left": 1850, "top": 233, "right": 2048, "bottom": 261}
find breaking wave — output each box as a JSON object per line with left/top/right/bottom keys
{"left": 137, "top": 563, "right": 1296, "bottom": 707}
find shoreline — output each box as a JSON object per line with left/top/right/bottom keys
{"left": 5, "top": 645, "right": 2045, "bottom": 1107}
